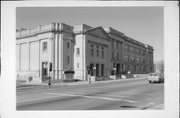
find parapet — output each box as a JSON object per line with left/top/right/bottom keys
{"left": 16, "top": 23, "right": 54, "bottom": 38}
{"left": 74, "top": 24, "right": 92, "bottom": 34}
{"left": 105, "top": 27, "right": 125, "bottom": 38}
{"left": 16, "top": 23, "right": 74, "bottom": 38}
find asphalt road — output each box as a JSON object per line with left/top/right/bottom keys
{"left": 16, "top": 79, "right": 164, "bottom": 110}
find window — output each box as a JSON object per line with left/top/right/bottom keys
{"left": 124, "top": 55, "right": 128, "bottom": 62}
{"left": 136, "top": 49, "right": 139, "bottom": 54}
{"left": 102, "top": 50, "right": 104, "bottom": 59}
{"left": 91, "top": 49, "right": 94, "bottom": 57}
{"left": 97, "top": 50, "right": 99, "bottom": 57}
{"left": 130, "top": 46, "right": 134, "bottom": 52}
{"left": 128, "top": 56, "right": 130, "bottom": 62}
{"left": 136, "top": 58, "right": 140, "bottom": 63}
{"left": 90, "top": 44, "right": 94, "bottom": 57}
{"left": 131, "top": 57, "right": 135, "bottom": 62}
{"left": 143, "top": 66, "right": 146, "bottom": 71}
{"left": 91, "top": 44, "right": 94, "bottom": 48}
{"left": 96, "top": 45, "right": 100, "bottom": 57}
{"left": 124, "top": 44, "right": 128, "bottom": 51}
{"left": 67, "top": 42, "right": 70, "bottom": 49}
{"left": 101, "top": 46, "right": 104, "bottom": 59}
{"left": 143, "top": 58, "right": 145, "bottom": 63}
{"left": 76, "top": 48, "right": 80, "bottom": 56}
{"left": 116, "top": 42, "right": 119, "bottom": 49}
{"left": 42, "top": 42, "right": 47, "bottom": 52}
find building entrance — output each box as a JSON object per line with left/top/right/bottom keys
{"left": 96, "top": 64, "right": 99, "bottom": 76}
{"left": 116, "top": 63, "right": 121, "bottom": 77}
{"left": 42, "top": 62, "right": 48, "bottom": 81}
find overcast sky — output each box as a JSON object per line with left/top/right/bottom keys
{"left": 16, "top": 7, "right": 164, "bottom": 61}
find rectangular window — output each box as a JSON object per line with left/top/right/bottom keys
{"left": 91, "top": 49, "right": 94, "bottom": 57}
{"left": 124, "top": 44, "right": 128, "bottom": 51}
{"left": 143, "top": 58, "right": 145, "bottom": 63}
{"left": 143, "top": 50, "right": 146, "bottom": 55}
{"left": 136, "top": 48, "right": 139, "bottom": 54}
{"left": 102, "top": 51, "right": 104, "bottom": 59}
{"left": 42, "top": 42, "right": 47, "bottom": 52}
{"left": 76, "top": 48, "right": 80, "bottom": 56}
{"left": 124, "top": 55, "right": 128, "bottom": 62}
{"left": 116, "top": 42, "right": 119, "bottom": 49}
{"left": 130, "top": 46, "right": 134, "bottom": 52}
{"left": 67, "top": 42, "right": 70, "bottom": 49}
{"left": 90, "top": 44, "right": 94, "bottom": 57}
{"left": 67, "top": 56, "right": 70, "bottom": 64}
{"left": 97, "top": 50, "right": 99, "bottom": 57}
{"left": 139, "top": 49, "right": 141, "bottom": 55}
{"left": 91, "top": 44, "right": 94, "bottom": 48}
{"left": 101, "top": 46, "right": 104, "bottom": 59}
{"left": 134, "top": 48, "right": 136, "bottom": 53}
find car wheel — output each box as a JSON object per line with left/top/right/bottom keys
{"left": 149, "top": 81, "right": 151, "bottom": 83}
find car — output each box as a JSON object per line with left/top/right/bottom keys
{"left": 148, "top": 73, "right": 164, "bottom": 83}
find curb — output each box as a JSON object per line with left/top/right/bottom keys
{"left": 16, "top": 77, "right": 147, "bottom": 89}
{"left": 47, "top": 77, "right": 147, "bottom": 86}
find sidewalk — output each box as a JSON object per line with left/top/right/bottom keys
{"left": 146, "top": 104, "right": 164, "bottom": 110}
{"left": 17, "top": 77, "right": 147, "bottom": 90}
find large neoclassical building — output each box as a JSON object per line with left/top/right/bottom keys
{"left": 16, "top": 22, "right": 154, "bottom": 82}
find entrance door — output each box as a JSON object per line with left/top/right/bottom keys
{"left": 42, "top": 62, "right": 48, "bottom": 81}
{"left": 101, "top": 64, "right": 104, "bottom": 76}
{"left": 116, "top": 63, "right": 121, "bottom": 77}
{"left": 96, "top": 64, "right": 99, "bottom": 76}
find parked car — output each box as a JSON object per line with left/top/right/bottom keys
{"left": 148, "top": 73, "right": 164, "bottom": 83}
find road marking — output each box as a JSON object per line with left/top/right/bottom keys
{"left": 99, "top": 94, "right": 127, "bottom": 98}
{"left": 43, "top": 92, "right": 137, "bottom": 103}
{"left": 17, "top": 94, "right": 65, "bottom": 103}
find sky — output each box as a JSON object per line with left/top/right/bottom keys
{"left": 16, "top": 7, "right": 164, "bottom": 61}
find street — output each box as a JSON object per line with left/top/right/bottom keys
{"left": 16, "top": 79, "right": 164, "bottom": 110}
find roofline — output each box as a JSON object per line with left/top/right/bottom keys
{"left": 85, "top": 26, "right": 110, "bottom": 40}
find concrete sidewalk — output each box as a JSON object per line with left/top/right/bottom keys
{"left": 146, "top": 104, "right": 164, "bottom": 110}
{"left": 17, "top": 77, "right": 147, "bottom": 90}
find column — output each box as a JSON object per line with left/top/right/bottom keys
{"left": 38, "top": 40, "right": 41, "bottom": 77}
{"left": 52, "top": 33, "right": 55, "bottom": 79}
{"left": 56, "top": 32, "right": 59, "bottom": 79}
{"left": 60, "top": 34, "right": 64, "bottom": 80}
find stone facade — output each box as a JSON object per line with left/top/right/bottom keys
{"left": 16, "top": 22, "right": 154, "bottom": 82}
